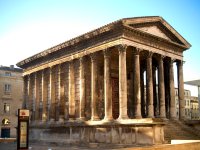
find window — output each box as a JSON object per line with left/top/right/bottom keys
{"left": 4, "top": 103, "right": 10, "bottom": 113}
{"left": 5, "top": 72, "right": 11, "bottom": 76}
{"left": 4, "top": 84, "right": 11, "bottom": 92}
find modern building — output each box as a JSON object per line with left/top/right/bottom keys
{"left": 0, "top": 65, "right": 23, "bottom": 137}
{"left": 190, "top": 96, "right": 199, "bottom": 120}
{"left": 175, "top": 88, "right": 199, "bottom": 120}
{"left": 185, "top": 79, "right": 200, "bottom": 118}
{"left": 17, "top": 16, "right": 191, "bottom": 145}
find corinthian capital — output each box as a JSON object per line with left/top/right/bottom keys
{"left": 146, "top": 51, "right": 153, "bottom": 58}
{"left": 103, "top": 48, "right": 111, "bottom": 58}
{"left": 116, "top": 44, "right": 127, "bottom": 53}
{"left": 169, "top": 58, "right": 175, "bottom": 65}
{"left": 176, "top": 60, "right": 184, "bottom": 66}
{"left": 90, "top": 53, "right": 98, "bottom": 62}
{"left": 133, "top": 47, "right": 142, "bottom": 55}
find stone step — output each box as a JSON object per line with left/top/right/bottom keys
{"left": 164, "top": 120, "right": 200, "bottom": 143}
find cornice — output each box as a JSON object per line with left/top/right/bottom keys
{"left": 122, "top": 24, "right": 187, "bottom": 52}
{"left": 17, "top": 16, "right": 190, "bottom": 73}
{"left": 17, "top": 20, "right": 123, "bottom": 68}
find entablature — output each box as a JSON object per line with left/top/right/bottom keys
{"left": 22, "top": 37, "right": 184, "bottom": 76}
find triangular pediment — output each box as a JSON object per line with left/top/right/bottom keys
{"left": 122, "top": 16, "right": 191, "bottom": 49}
{"left": 135, "top": 25, "right": 171, "bottom": 41}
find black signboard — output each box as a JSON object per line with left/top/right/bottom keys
{"left": 17, "top": 109, "right": 29, "bottom": 150}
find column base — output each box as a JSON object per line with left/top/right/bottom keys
{"left": 147, "top": 115, "right": 154, "bottom": 118}
{"left": 134, "top": 116, "right": 142, "bottom": 119}
{"left": 78, "top": 117, "right": 86, "bottom": 121}
{"left": 170, "top": 117, "right": 179, "bottom": 121}
{"left": 117, "top": 115, "right": 129, "bottom": 120}
{"left": 103, "top": 117, "right": 114, "bottom": 122}
{"left": 91, "top": 116, "right": 100, "bottom": 121}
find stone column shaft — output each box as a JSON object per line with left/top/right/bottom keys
{"left": 50, "top": 67, "right": 56, "bottom": 122}
{"left": 91, "top": 53, "right": 99, "bottom": 120}
{"left": 47, "top": 68, "right": 52, "bottom": 121}
{"left": 158, "top": 56, "right": 166, "bottom": 118}
{"left": 118, "top": 45, "right": 128, "bottom": 119}
{"left": 79, "top": 57, "right": 86, "bottom": 120}
{"left": 32, "top": 73, "right": 37, "bottom": 121}
{"left": 140, "top": 69, "right": 146, "bottom": 117}
{"left": 133, "top": 48, "right": 142, "bottom": 118}
{"left": 27, "top": 75, "right": 30, "bottom": 109}
{"left": 56, "top": 65, "right": 61, "bottom": 121}
{"left": 177, "top": 61, "right": 185, "bottom": 120}
{"left": 146, "top": 52, "right": 154, "bottom": 118}
{"left": 169, "top": 59, "right": 176, "bottom": 119}
{"left": 153, "top": 66, "right": 158, "bottom": 117}
{"left": 104, "top": 49, "right": 113, "bottom": 120}
{"left": 40, "top": 71, "right": 44, "bottom": 121}
{"left": 69, "top": 62, "right": 75, "bottom": 119}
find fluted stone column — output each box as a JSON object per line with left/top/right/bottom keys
{"left": 90, "top": 53, "right": 99, "bottom": 120}
{"left": 140, "top": 68, "right": 146, "bottom": 117}
{"left": 47, "top": 68, "right": 52, "bottom": 121}
{"left": 43, "top": 70, "right": 49, "bottom": 122}
{"left": 117, "top": 45, "right": 128, "bottom": 120}
{"left": 133, "top": 48, "right": 142, "bottom": 118}
{"left": 23, "top": 76, "right": 27, "bottom": 109}
{"left": 158, "top": 55, "right": 166, "bottom": 118}
{"left": 153, "top": 66, "right": 158, "bottom": 117}
{"left": 50, "top": 67, "right": 56, "bottom": 122}
{"left": 32, "top": 73, "right": 37, "bottom": 121}
{"left": 104, "top": 49, "right": 113, "bottom": 121}
{"left": 69, "top": 61, "right": 75, "bottom": 120}
{"left": 177, "top": 60, "right": 185, "bottom": 120}
{"left": 27, "top": 75, "right": 30, "bottom": 109}
{"left": 40, "top": 71, "right": 44, "bottom": 121}
{"left": 169, "top": 59, "right": 176, "bottom": 119}
{"left": 64, "top": 64, "right": 69, "bottom": 120}
{"left": 79, "top": 57, "right": 86, "bottom": 120}
{"left": 56, "top": 64, "right": 62, "bottom": 122}
{"left": 146, "top": 52, "right": 154, "bottom": 118}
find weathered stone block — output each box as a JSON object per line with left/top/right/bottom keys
{"left": 95, "top": 128, "right": 106, "bottom": 143}
{"left": 137, "top": 127, "right": 153, "bottom": 145}
{"left": 111, "top": 127, "right": 120, "bottom": 143}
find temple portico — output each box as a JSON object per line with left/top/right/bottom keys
{"left": 17, "top": 16, "right": 191, "bottom": 145}
{"left": 22, "top": 46, "right": 187, "bottom": 122}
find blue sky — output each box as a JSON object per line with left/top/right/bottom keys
{"left": 0, "top": 0, "right": 199, "bottom": 95}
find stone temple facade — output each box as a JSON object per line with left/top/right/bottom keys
{"left": 17, "top": 16, "right": 191, "bottom": 145}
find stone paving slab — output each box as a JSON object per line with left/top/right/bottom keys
{"left": 0, "top": 141, "right": 146, "bottom": 150}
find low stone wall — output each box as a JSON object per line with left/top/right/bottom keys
{"left": 29, "top": 119, "right": 165, "bottom": 146}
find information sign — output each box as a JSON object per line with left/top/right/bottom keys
{"left": 17, "top": 109, "right": 29, "bottom": 150}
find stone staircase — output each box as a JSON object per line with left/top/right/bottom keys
{"left": 164, "top": 120, "right": 200, "bottom": 143}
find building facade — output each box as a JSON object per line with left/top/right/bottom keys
{"left": 190, "top": 96, "right": 199, "bottom": 120}
{"left": 185, "top": 79, "right": 200, "bottom": 120}
{"left": 0, "top": 65, "right": 23, "bottom": 137}
{"left": 175, "top": 89, "right": 199, "bottom": 120}
{"left": 17, "top": 16, "right": 191, "bottom": 145}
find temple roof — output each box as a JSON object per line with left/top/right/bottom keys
{"left": 121, "top": 16, "right": 191, "bottom": 48}
{"left": 17, "top": 16, "right": 191, "bottom": 69}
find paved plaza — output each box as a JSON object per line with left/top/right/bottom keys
{"left": 0, "top": 140, "right": 143, "bottom": 150}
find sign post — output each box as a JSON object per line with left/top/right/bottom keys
{"left": 17, "top": 109, "right": 29, "bottom": 150}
